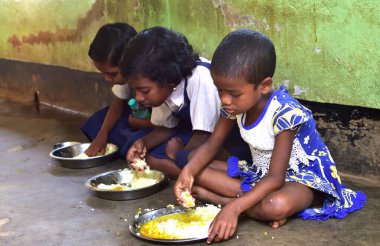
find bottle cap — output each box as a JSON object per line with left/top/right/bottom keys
{"left": 128, "top": 98, "right": 138, "bottom": 108}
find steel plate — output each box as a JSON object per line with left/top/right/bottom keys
{"left": 129, "top": 206, "right": 209, "bottom": 244}
{"left": 85, "top": 169, "right": 167, "bottom": 201}
{"left": 49, "top": 143, "right": 118, "bottom": 169}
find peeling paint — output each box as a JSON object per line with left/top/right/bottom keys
{"left": 212, "top": 0, "right": 271, "bottom": 30}
{"left": 274, "top": 23, "right": 281, "bottom": 32}
{"left": 293, "top": 85, "right": 307, "bottom": 96}
{"left": 335, "top": 58, "right": 343, "bottom": 64}
{"left": 283, "top": 80, "right": 290, "bottom": 88}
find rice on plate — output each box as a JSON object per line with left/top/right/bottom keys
{"left": 96, "top": 168, "right": 159, "bottom": 191}
{"left": 137, "top": 204, "right": 221, "bottom": 240}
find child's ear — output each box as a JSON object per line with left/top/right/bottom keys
{"left": 259, "top": 77, "right": 273, "bottom": 94}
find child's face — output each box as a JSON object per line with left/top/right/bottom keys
{"left": 212, "top": 74, "right": 263, "bottom": 116}
{"left": 93, "top": 61, "right": 125, "bottom": 85}
{"left": 127, "top": 77, "right": 174, "bottom": 108}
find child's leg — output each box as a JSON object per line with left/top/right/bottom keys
{"left": 146, "top": 151, "right": 222, "bottom": 180}
{"left": 245, "top": 182, "right": 314, "bottom": 228}
{"left": 208, "top": 160, "right": 228, "bottom": 172}
{"left": 165, "top": 137, "right": 184, "bottom": 160}
{"left": 146, "top": 155, "right": 181, "bottom": 179}
{"left": 191, "top": 185, "right": 234, "bottom": 205}
{"left": 193, "top": 165, "right": 315, "bottom": 228}
{"left": 194, "top": 162, "right": 242, "bottom": 198}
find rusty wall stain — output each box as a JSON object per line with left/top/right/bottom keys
{"left": 7, "top": 0, "right": 104, "bottom": 48}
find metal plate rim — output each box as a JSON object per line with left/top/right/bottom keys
{"left": 84, "top": 169, "right": 166, "bottom": 192}
{"left": 84, "top": 169, "right": 168, "bottom": 200}
{"left": 49, "top": 143, "right": 118, "bottom": 160}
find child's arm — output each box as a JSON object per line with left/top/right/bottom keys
{"left": 207, "top": 129, "right": 296, "bottom": 243}
{"left": 128, "top": 114, "right": 155, "bottom": 128}
{"left": 182, "top": 130, "right": 211, "bottom": 150}
{"left": 85, "top": 97, "right": 124, "bottom": 156}
{"left": 174, "top": 117, "right": 235, "bottom": 201}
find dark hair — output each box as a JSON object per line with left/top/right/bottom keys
{"left": 211, "top": 29, "right": 276, "bottom": 86}
{"left": 88, "top": 23, "right": 137, "bottom": 66}
{"left": 119, "top": 26, "right": 199, "bottom": 86}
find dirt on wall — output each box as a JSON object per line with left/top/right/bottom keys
{"left": 302, "top": 100, "right": 380, "bottom": 177}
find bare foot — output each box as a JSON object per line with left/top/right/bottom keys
{"left": 191, "top": 186, "right": 232, "bottom": 206}
{"left": 270, "top": 218, "right": 287, "bottom": 228}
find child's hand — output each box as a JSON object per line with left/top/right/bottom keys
{"left": 85, "top": 133, "right": 108, "bottom": 156}
{"left": 126, "top": 139, "right": 146, "bottom": 163}
{"left": 179, "top": 190, "right": 195, "bottom": 208}
{"left": 165, "top": 137, "right": 184, "bottom": 160}
{"left": 174, "top": 167, "right": 194, "bottom": 205}
{"left": 130, "top": 158, "right": 148, "bottom": 171}
{"left": 207, "top": 203, "right": 239, "bottom": 244}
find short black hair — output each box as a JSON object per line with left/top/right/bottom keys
{"left": 88, "top": 23, "right": 137, "bottom": 66}
{"left": 211, "top": 29, "right": 276, "bottom": 86}
{"left": 119, "top": 26, "right": 199, "bottom": 86}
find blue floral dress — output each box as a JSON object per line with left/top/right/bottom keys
{"left": 224, "top": 87, "right": 366, "bottom": 220}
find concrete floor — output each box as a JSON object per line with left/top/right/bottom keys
{"left": 0, "top": 98, "right": 379, "bottom": 246}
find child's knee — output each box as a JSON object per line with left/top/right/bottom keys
{"left": 261, "top": 193, "right": 292, "bottom": 218}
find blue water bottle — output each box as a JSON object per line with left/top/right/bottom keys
{"left": 128, "top": 98, "right": 151, "bottom": 119}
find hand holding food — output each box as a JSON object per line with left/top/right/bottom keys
{"left": 174, "top": 167, "right": 195, "bottom": 206}
{"left": 126, "top": 139, "right": 147, "bottom": 163}
{"left": 130, "top": 158, "right": 148, "bottom": 171}
{"left": 84, "top": 132, "right": 108, "bottom": 156}
{"left": 179, "top": 190, "right": 195, "bottom": 208}
{"left": 74, "top": 144, "right": 115, "bottom": 159}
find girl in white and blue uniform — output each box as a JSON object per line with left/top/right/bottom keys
{"left": 174, "top": 29, "right": 366, "bottom": 243}
{"left": 120, "top": 26, "right": 250, "bottom": 178}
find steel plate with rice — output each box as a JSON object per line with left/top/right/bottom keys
{"left": 85, "top": 168, "right": 167, "bottom": 200}
{"left": 129, "top": 204, "right": 221, "bottom": 243}
{"left": 49, "top": 143, "right": 118, "bottom": 169}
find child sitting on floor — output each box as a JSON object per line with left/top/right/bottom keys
{"left": 119, "top": 26, "right": 250, "bottom": 178}
{"left": 174, "top": 29, "right": 366, "bottom": 244}
{"left": 81, "top": 23, "right": 153, "bottom": 157}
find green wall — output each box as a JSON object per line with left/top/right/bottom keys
{"left": 0, "top": 0, "right": 379, "bottom": 109}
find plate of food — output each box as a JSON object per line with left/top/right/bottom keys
{"left": 85, "top": 167, "right": 167, "bottom": 200}
{"left": 129, "top": 204, "right": 221, "bottom": 243}
{"left": 49, "top": 143, "right": 118, "bottom": 169}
